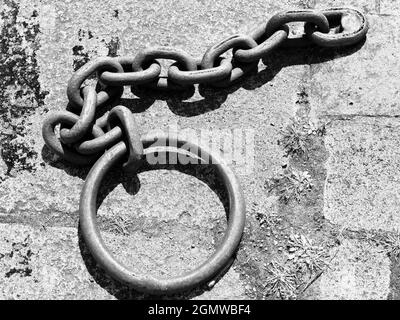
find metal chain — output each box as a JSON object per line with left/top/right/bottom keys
{"left": 44, "top": 7, "right": 368, "bottom": 165}
{"left": 42, "top": 7, "right": 368, "bottom": 295}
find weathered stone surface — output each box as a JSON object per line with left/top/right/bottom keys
{"left": 319, "top": 239, "right": 390, "bottom": 300}
{"left": 0, "top": 162, "right": 228, "bottom": 230}
{"left": 380, "top": 0, "right": 400, "bottom": 15}
{"left": 0, "top": 223, "right": 112, "bottom": 299}
{"left": 97, "top": 168, "right": 226, "bottom": 227}
{"left": 0, "top": 223, "right": 246, "bottom": 299}
{"left": 309, "top": 15, "right": 400, "bottom": 117}
{"left": 0, "top": 157, "right": 6, "bottom": 180}
{"left": 324, "top": 117, "right": 400, "bottom": 232}
{"left": 1, "top": 0, "right": 398, "bottom": 301}
{"left": 1, "top": 0, "right": 310, "bottom": 232}
{"left": 0, "top": 167, "right": 82, "bottom": 219}
{"left": 0, "top": 0, "right": 317, "bottom": 299}
{"left": 315, "top": 0, "right": 379, "bottom": 14}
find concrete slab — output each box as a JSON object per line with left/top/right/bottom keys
{"left": 309, "top": 15, "right": 400, "bottom": 117}
{"left": 319, "top": 238, "right": 390, "bottom": 300}
{"left": 0, "top": 0, "right": 309, "bottom": 230}
{"left": 324, "top": 117, "right": 400, "bottom": 232}
{"left": 315, "top": 0, "right": 379, "bottom": 14}
{"left": 0, "top": 0, "right": 316, "bottom": 299}
{"left": 0, "top": 223, "right": 246, "bottom": 299}
{"left": 0, "top": 168, "right": 82, "bottom": 220}
{"left": 1, "top": 0, "right": 397, "bottom": 300}
{"left": 0, "top": 223, "right": 112, "bottom": 299}
{"left": 380, "top": 0, "right": 400, "bottom": 15}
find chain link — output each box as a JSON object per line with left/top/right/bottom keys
{"left": 168, "top": 57, "right": 233, "bottom": 85}
{"left": 42, "top": 6, "right": 369, "bottom": 295}
{"left": 235, "top": 25, "right": 289, "bottom": 63}
{"left": 107, "top": 105, "right": 144, "bottom": 172}
{"left": 306, "top": 7, "right": 369, "bottom": 47}
{"left": 131, "top": 46, "right": 198, "bottom": 90}
{"left": 67, "top": 57, "right": 124, "bottom": 109}
{"left": 201, "top": 34, "right": 259, "bottom": 87}
{"left": 59, "top": 86, "right": 97, "bottom": 144}
{"left": 99, "top": 56, "right": 161, "bottom": 86}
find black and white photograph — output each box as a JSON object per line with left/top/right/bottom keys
{"left": 0, "top": 0, "right": 398, "bottom": 309}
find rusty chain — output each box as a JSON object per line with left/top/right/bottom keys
{"left": 42, "top": 7, "right": 368, "bottom": 295}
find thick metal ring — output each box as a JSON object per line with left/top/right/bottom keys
{"left": 201, "top": 34, "right": 258, "bottom": 87}
{"left": 67, "top": 57, "right": 124, "bottom": 110}
{"left": 42, "top": 111, "right": 104, "bottom": 165}
{"left": 168, "top": 57, "right": 233, "bottom": 85}
{"left": 99, "top": 56, "right": 162, "bottom": 86}
{"left": 235, "top": 25, "right": 289, "bottom": 62}
{"left": 79, "top": 132, "right": 246, "bottom": 294}
{"left": 306, "top": 8, "right": 368, "bottom": 47}
{"left": 131, "top": 47, "right": 197, "bottom": 90}
{"left": 60, "top": 86, "right": 97, "bottom": 144}
{"left": 107, "top": 105, "right": 143, "bottom": 173}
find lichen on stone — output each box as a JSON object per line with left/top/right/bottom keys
{"left": 0, "top": 0, "right": 48, "bottom": 175}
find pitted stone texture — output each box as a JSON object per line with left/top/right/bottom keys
{"left": 0, "top": 0, "right": 329, "bottom": 300}
{"left": 319, "top": 239, "right": 390, "bottom": 300}
{"left": 0, "top": 162, "right": 229, "bottom": 229}
{"left": 193, "top": 269, "right": 247, "bottom": 300}
{"left": 380, "top": 0, "right": 400, "bottom": 15}
{"left": 0, "top": 167, "right": 82, "bottom": 219}
{"left": 97, "top": 169, "right": 226, "bottom": 228}
{"left": 309, "top": 15, "right": 400, "bottom": 117}
{"left": 0, "top": 157, "right": 6, "bottom": 179}
{"left": 1, "top": 0, "right": 311, "bottom": 228}
{"left": 0, "top": 224, "right": 112, "bottom": 299}
{"left": 324, "top": 117, "right": 400, "bottom": 232}
{"left": 175, "top": 64, "right": 308, "bottom": 209}
{"left": 315, "top": 0, "right": 379, "bottom": 14}
{"left": 0, "top": 223, "right": 246, "bottom": 299}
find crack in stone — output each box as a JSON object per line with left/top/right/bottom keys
{"left": 324, "top": 114, "right": 400, "bottom": 121}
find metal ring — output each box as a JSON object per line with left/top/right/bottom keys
{"left": 234, "top": 25, "right": 289, "bottom": 63}
{"left": 201, "top": 34, "right": 258, "bottom": 87}
{"left": 306, "top": 8, "right": 368, "bottom": 47}
{"left": 99, "top": 56, "right": 162, "bottom": 86}
{"left": 42, "top": 111, "right": 104, "bottom": 165}
{"left": 107, "top": 105, "right": 144, "bottom": 173}
{"left": 60, "top": 86, "right": 97, "bottom": 144}
{"left": 168, "top": 57, "right": 233, "bottom": 85}
{"left": 264, "top": 9, "right": 330, "bottom": 38}
{"left": 131, "top": 47, "right": 197, "bottom": 90}
{"left": 67, "top": 57, "right": 124, "bottom": 110}
{"left": 79, "top": 132, "right": 246, "bottom": 294}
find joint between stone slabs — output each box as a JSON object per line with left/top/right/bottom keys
{"left": 321, "top": 114, "right": 400, "bottom": 122}
{"left": 0, "top": 214, "right": 77, "bottom": 231}
{"left": 376, "top": 0, "right": 381, "bottom": 13}
{"left": 375, "top": 13, "right": 400, "bottom": 17}
{"left": 0, "top": 219, "right": 78, "bottom": 233}
{"left": 329, "top": 223, "right": 398, "bottom": 244}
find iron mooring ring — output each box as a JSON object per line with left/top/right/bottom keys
{"left": 79, "top": 132, "right": 246, "bottom": 295}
